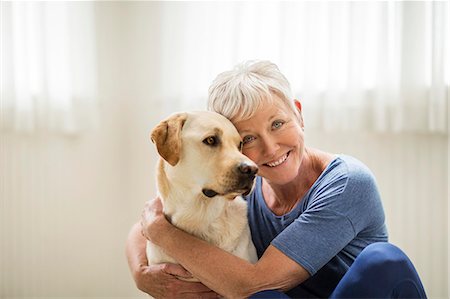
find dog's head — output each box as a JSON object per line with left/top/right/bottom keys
{"left": 151, "top": 111, "right": 258, "bottom": 200}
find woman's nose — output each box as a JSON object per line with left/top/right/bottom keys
{"left": 261, "top": 136, "right": 279, "bottom": 157}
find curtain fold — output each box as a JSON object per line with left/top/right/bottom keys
{"left": 1, "top": 2, "right": 98, "bottom": 134}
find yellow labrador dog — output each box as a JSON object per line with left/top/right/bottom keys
{"left": 146, "top": 111, "right": 258, "bottom": 280}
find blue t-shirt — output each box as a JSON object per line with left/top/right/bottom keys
{"left": 246, "top": 155, "right": 388, "bottom": 298}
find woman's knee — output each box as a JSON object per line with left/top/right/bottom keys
{"left": 355, "top": 242, "right": 413, "bottom": 275}
{"left": 347, "top": 242, "right": 427, "bottom": 298}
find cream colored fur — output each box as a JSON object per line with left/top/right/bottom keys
{"left": 146, "top": 111, "right": 258, "bottom": 281}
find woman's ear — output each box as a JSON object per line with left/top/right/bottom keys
{"left": 294, "top": 99, "right": 302, "bottom": 112}
{"left": 294, "top": 99, "right": 304, "bottom": 129}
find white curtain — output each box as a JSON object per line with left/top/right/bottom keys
{"left": 1, "top": 2, "right": 98, "bottom": 134}
{"left": 2, "top": 1, "right": 447, "bottom": 134}
{"left": 157, "top": 1, "right": 448, "bottom": 133}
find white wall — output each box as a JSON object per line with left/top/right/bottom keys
{"left": 1, "top": 2, "right": 448, "bottom": 298}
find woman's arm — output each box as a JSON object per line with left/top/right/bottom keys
{"left": 142, "top": 200, "right": 311, "bottom": 298}
{"left": 125, "top": 222, "right": 219, "bottom": 299}
{"left": 126, "top": 222, "right": 151, "bottom": 283}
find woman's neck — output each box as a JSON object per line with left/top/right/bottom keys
{"left": 262, "top": 148, "right": 334, "bottom": 216}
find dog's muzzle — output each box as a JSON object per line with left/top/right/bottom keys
{"left": 201, "top": 162, "right": 258, "bottom": 198}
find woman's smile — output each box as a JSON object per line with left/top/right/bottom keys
{"left": 264, "top": 151, "right": 290, "bottom": 168}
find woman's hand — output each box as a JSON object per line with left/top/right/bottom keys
{"left": 134, "top": 263, "right": 219, "bottom": 299}
{"left": 126, "top": 201, "right": 220, "bottom": 299}
{"left": 140, "top": 197, "right": 168, "bottom": 243}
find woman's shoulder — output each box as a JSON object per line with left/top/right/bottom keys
{"left": 319, "top": 155, "right": 382, "bottom": 212}
{"left": 311, "top": 154, "right": 379, "bottom": 201}
{"left": 324, "top": 154, "right": 376, "bottom": 181}
{"left": 336, "top": 155, "right": 377, "bottom": 185}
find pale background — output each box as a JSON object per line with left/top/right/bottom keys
{"left": 1, "top": 2, "right": 448, "bottom": 298}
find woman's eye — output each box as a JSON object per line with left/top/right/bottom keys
{"left": 203, "top": 136, "right": 218, "bottom": 146}
{"left": 242, "top": 135, "right": 255, "bottom": 144}
{"left": 272, "top": 120, "right": 285, "bottom": 129}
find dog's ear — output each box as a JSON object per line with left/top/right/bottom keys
{"left": 150, "top": 113, "right": 188, "bottom": 166}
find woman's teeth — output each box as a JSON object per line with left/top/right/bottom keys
{"left": 266, "top": 152, "right": 289, "bottom": 167}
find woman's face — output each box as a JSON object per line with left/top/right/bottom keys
{"left": 232, "top": 95, "right": 304, "bottom": 185}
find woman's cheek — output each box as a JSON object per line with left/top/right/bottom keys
{"left": 243, "top": 148, "right": 260, "bottom": 164}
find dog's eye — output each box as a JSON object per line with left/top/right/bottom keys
{"left": 238, "top": 141, "right": 243, "bottom": 152}
{"left": 203, "top": 136, "right": 218, "bottom": 146}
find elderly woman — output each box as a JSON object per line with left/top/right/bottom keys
{"left": 126, "top": 61, "right": 426, "bottom": 298}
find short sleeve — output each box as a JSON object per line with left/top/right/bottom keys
{"left": 272, "top": 206, "right": 355, "bottom": 275}
{"left": 271, "top": 156, "right": 384, "bottom": 275}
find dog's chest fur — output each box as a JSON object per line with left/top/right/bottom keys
{"left": 146, "top": 159, "right": 257, "bottom": 266}
{"left": 169, "top": 193, "right": 249, "bottom": 251}
{"left": 146, "top": 193, "right": 251, "bottom": 265}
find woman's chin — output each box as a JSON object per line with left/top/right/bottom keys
{"left": 261, "top": 165, "right": 299, "bottom": 185}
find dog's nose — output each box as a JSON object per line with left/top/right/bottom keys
{"left": 238, "top": 162, "right": 258, "bottom": 176}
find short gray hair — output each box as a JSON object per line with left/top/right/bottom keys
{"left": 208, "top": 60, "right": 297, "bottom": 121}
